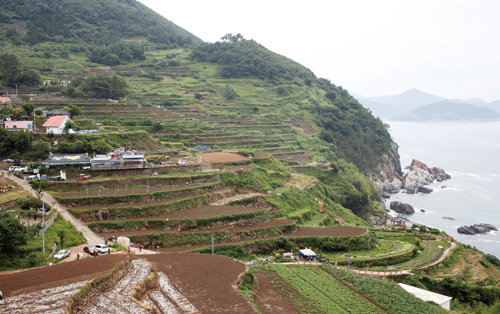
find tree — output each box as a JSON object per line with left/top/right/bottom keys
{"left": 93, "top": 139, "right": 113, "bottom": 154}
{"left": 63, "top": 120, "right": 76, "bottom": 134}
{"left": 18, "top": 208, "right": 36, "bottom": 227}
{"left": 0, "top": 212, "right": 28, "bottom": 254}
{"left": 153, "top": 122, "right": 164, "bottom": 131}
{"left": 62, "top": 104, "right": 82, "bottom": 117}
{"left": 13, "top": 129, "right": 30, "bottom": 151}
{"left": 223, "top": 85, "right": 237, "bottom": 100}
{"left": 21, "top": 103, "right": 36, "bottom": 116}
{"left": 57, "top": 230, "right": 66, "bottom": 248}
{"left": 29, "top": 179, "right": 48, "bottom": 201}
{"left": 194, "top": 93, "right": 202, "bottom": 100}
{"left": 32, "top": 141, "right": 50, "bottom": 160}
{"left": 0, "top": 128, "right": 12, "bottom": 156}
{"left": 10, "top": 151, "right": 21, "bottom": 165}
{"left": 0, "top": 54, "right": 22, "bottom": 87}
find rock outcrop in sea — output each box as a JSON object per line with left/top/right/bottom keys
{"left": 403, "top": 159, "right": 451, "bottom": 194}
{"left": 390, "top": 201, "right": 415, "bottom": 215}
{"left": 457, "top": 224, "right": 498, "bottom": 235}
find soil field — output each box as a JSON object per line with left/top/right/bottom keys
{"left": 290, "top": 226, "right": 368, "bottom": 237}
{"left": 290, "top": 117, "right": 317, "bottom": 134}
{"left": 274, "top": 153, "right": 311, "bottom": 162}
{"left": 0, "top": 255, "right": 127, "bottom": 297}
{"left": 255, "top": 153, "right": 269, "bottom": 159}
{"left": 87, "top": 205, "right": 262, "bottom": 223}
{"left": 143, "top": 254, "right": 255, "bottom": 313}
{"left": 71, "top": 194, "right": 199, "bottom": 210}
{"left": 225, "top": 165, "right": 257, "bottom": 171}
{"left": 254, "top": 271, "right": 300, "bottom": 314}
{"left": 100, "top": 219, "right": 295, "bottom": 240}
{"left": 54, "top": 184, "right": 203, "bottom": 198}
{"left": 196, "top": 152, "right": 250, "bottom": 162}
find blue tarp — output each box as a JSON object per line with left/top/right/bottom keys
{"left": 202, "top": 146, "right": 208, "bottom": 150}
{"left": 91, "top": 98, "right": 98, "bottom": 100}
{"left": 89, "top": 130, "right": 99, "bottom": 133}
{"left": 195, "top": 146, "right": 202, "bottom": 149}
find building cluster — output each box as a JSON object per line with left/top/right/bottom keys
{"left": 0, "top": 107, "right": 72, "bottom": 134}
{"left": 42, "top": 149, "right": 147, "bottom": 170}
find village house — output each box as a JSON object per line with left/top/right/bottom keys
{"left": 0, "top": 97, "right": 12, "bottom": 104}
{"left": 43, "top": 116, "right": 70, "bottom": 134}
{"left": 42, "top": 80, "right": 71, "bottom": 86}
{"left": 45, "top": 109, "right": 71, "bottom": 118}
{"left": 122, "top": 154, "right": 147, "bottom": 168}
{"left": 36, "top": 107, "right": 52, "bottom": 117}
{"left": 42, "top": 152, "right": 92, "bottom": 169}
{"left": 4, "top": 120, "right": 34, "bottom": 132}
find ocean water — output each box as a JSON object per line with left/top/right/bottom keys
{"left": 385, "top": 121, "right": 500, "bottom": 258}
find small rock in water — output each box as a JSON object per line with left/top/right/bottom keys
{"left": 420, "top": 209, "right": 426, "bottom": 212}
{"left": 390, "top": 201, "right": 415, "bottom": 214}
{"left": 417, "top": 186, "right": 433, "bottom": 194}
{"left": 441, "top": 186, "right": 447, "bottom": 188}
{"left": 443, "top": 217, "right": 455, "bottom": 221}
{"left": 457, "top": 223, "right": 497, "bottom": 235}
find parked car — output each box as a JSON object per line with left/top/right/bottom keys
{"left": 54, "top": 250, "right": 70, "bottom": 260}
{"left": 93, "top": 244, "right": 108, "bottom": 253}
{"left": 2, "top": 159, "right": 14, "bottom": 163}
{"left": 83, "top": 246, "right": 96, "bottom": 254}
{"left": 27, "top": 175, "right": 38, "bottom": 181}
{"left": 8, "top": 166, "right": 23, "bottom": 172}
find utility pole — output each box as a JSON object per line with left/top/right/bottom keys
{"left": 41, "top": 202, "right": 46, "bottom": 261}
{"left": 15, "top": 84, "right": 17, "bottom": 96}
{"left": 33, "top": 108, "right": 36, "bottom": 133}
{"left": 211, "top": 236, "right": 214, "bottom": 254}
{"left": 347, "top": 253, "right": 350, "bottom": 271}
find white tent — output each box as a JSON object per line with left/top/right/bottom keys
{"left": 398, "top": 283, "right": 452, "bottom": 310}
{"left": 298, "top": 249, "right": 316, "bottom": 257}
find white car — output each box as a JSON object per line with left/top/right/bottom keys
{"left": 93, "top": 244, "right": 108, "bottom": 253}
{"left": 54, "top": 250, "right": 70, "bottom": 260}
{"left": 8, "top": 166, "right": 23, "bottom": 172}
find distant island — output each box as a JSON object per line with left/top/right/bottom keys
{"left": 391, "top": 100, "right": 500, "bottom": 121}
{"left": 354, "top": 88, "right": 500, "bottom": 121}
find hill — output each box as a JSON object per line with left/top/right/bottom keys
{"left": 353, "top": 97, "right": 407, "bottom": 119}
{"left": 391, "top": 100, "right": 500, "bottom": 121}
{"left": 0, "top": 0, "right": 201, "bottom": 46}
{"left": 361, "top": 88, "right": 445, "bottom": 112}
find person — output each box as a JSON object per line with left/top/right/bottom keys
{"left": 0, "top": 290, "right": 3, "bottom": 300}
{"left": 77, "top": 253, "right": 80, "bottom": 260}
{"left": 335, "top": 260, "right": 337, "bottom": 267}
{"left": 104, "top": 236, "right": 108, "bottom": 245}
{"left": 108, "top": 248, "right": 110, "bottom": 254}
{"left": 139, "top": 245, "right": 142, "bottom": 252}
{"left": 128, "top": 246, "right": 130, "bottom": 254}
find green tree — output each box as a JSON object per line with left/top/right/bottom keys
{"left": 0, "top": 212, "right": 28, "bottom": 255}
{"left": 32, "top": 141, "right": 50, "bottom": 160}
{"left": 29, "top": 179, "right": 48, "bottom": 201}
{"left": 10, "top": 151, "right": 21, "bottom": 165}
{"left": 21, "top": 103, "right": 36, "bottom": 116}
{"left": 0, "top": 53, "right": 22, "bottom": 87}
{"left": 13, "top": 130, "right": 30, "bottom": 151}
{"left": 223, "top": 85, "right": 237, "bottom": 100}
{"left": 57, "top": 230, "right": 66, "bottom": 248}
{"left": 93, "top": 139, "right": 113, "bottom": 154}
{"left": 0, "top": 128, "right": 12, "bottom": 156}
{"left": 62, "top": 104, "right": 82, "bottom": 117}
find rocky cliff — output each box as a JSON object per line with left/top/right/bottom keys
{"left": 369, "top": 141, "right": 404, "bottom": 198}
{"left": 403, "top": 159, "right": 451, "bottom": 194}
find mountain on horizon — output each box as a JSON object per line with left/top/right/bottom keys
{"left": 391, "top": 100, "right": 500, "bottom": 121}
{"left": 354, "top": 88, "right": 500, "bottom": 119}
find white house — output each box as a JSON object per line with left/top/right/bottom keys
{"left": 43, "top": 116, "right": 70, "bottom": 134}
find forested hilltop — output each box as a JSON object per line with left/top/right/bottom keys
{"left": 0, "top": 0, "right": 200, "bottom": 46}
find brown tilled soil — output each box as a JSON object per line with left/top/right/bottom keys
{"left": 143, "top": 254, "right": 255, "bottom": 313}
{"left": 71, "top": 194, "right": 199, "bottom": 210}
{"left": 225, "top": 165, "right": 257, "bottom": 171}
{"left": 54, "top": 184, "right": 203, "bottom": 198}
{"left": 196, "top": 152, "right": 250, "bottom": 162}
{"left": 88, "top": 205, "right": 262, "bottom": 223}
{"left": 274, "top": 153, "right": 312, "bottom": 162}
{"left": 254, "top": 271, "right": 300, "bottom": 314}
{"left": 255, "top": 153, "right": 269, "bottom": 159}
{"left": 0, "top": 255, "right": 127, "bottom": 297}
{"left": 290, "top": 117, "right": 317, "bottom": 134}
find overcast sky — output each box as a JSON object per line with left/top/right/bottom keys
{"left": 139, "top": 0, "right": 500, "bottom": 102}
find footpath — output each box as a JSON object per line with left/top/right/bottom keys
{"left": 7, "top": 174, "right": 157, "bottom": 256}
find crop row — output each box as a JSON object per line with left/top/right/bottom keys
{"left": 265, "top": 265, "right": 384, "bottom": 314}
{"left": 321, "top": 265, "right": 443, "bottom": 314}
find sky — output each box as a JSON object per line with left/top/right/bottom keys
{"left": 138, "top": 0, "right": 500, "bottom": 102}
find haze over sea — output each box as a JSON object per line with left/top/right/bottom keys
{"left": 385, "top": 121, "right": 500, "bottom": 258}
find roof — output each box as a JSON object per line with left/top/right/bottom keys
{"left": 298, "top": 249, "right": 316, "bottom": 256}
{"left": 46, "top": 109, "right": 70, "bottom": 116}
{"left": 389, "top": 216, "right": 410, "bottom": 222}
{"left": 0, "top": 97, "right": 12, "bottom": 102}
{"left": 43, "top": 116, "right": 68, "bottom": 127}
{"left": 122, "top": 154, "right": 145, "bottom": 159}
{"left": 43, "top": 153, "right": 92, "bottom": 165}
{"left": 398, "top": 283, "right": 452, "bottom": 305}
{"left": 315, "top": 158, "right": 326, "bottom": 162}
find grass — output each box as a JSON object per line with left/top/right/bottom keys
{"left": 0, "top": 189, "right": 29, "bottom": 204}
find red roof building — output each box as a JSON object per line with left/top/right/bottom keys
{"left": 43, "top": 116, "right": 70, "bottom": 134}
{"left": 0, "top": 97, "right": 12, "bottom": 104}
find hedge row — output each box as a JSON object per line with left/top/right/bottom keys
{"left": 128, "top": 220, "right": 297, "bottom": 248}
{"left": 55, "top": 182, "right": 220, "bottom": 206}
{"left": 88, "top": 208, "right": 268, "bottom": 233}
{"left": 68, "top": 194, "right": 209, "bottom": 221}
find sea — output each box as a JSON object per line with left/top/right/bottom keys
{"left": 385, "top": 121, "right": 500, "bottom": 258}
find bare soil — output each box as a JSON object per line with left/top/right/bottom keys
{"left": 54, "top": 184, "right": 203, "bottom": 198}
{"left": 0, "top": 255, "right": 127, "bottom": 297}
{"left": 255, "top": 153, "right": 269, "bottom": 159}
{"left": 87, "top": 205, "right": 262, "bottom": 223}
{"left": 254, "top": 271, "right": 300, "bottom": 314}
{"left": 143, "top": 254, "right": 255, "bottom": 313}
{"left": 290, "top": 226, "right": 367, "bottom": 237}
{"left": 274, "top": 153, "right": 312, "bottom": 162}
{"left": 196, "top": 152, "right": 250, "bottom": 162}
{"left": 290, "top": 117, "right": 317, "bottom": 134}
{"left": 71, "top": 194, "right": 199, "bottom": 210}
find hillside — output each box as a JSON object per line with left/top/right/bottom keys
{"left": 0, "top": 0, "right": 201, "bottom": 45}
{"left": 392, "top": 101, "right": 500, "bottom": 121}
